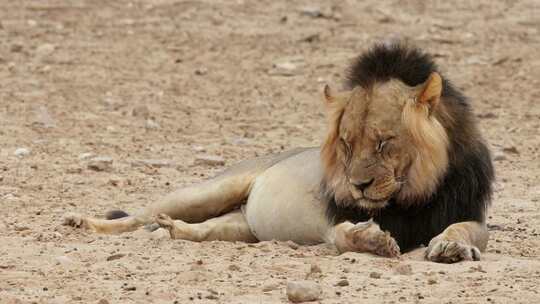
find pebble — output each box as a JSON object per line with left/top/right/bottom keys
{"left": 369, "top": 272, "right": 382, "bottom": 279}
{"left": 195, "top": 155, "right": 225, "bottom": 166}
{"left": 79, "top": 152, "right": 95, "bottom": 160}
{"left": 286, "top": 280, "right": 322, "bottom": 303}
{"left": 493, "top": 151, "right": 506, "bottom": 161}
{"left": 427, "top": 278, "right": 437, "bottom": 285}
{"left": 192, "top": 145, "right": 206, "bottom": 152}
{"left": 55, "top": 255, "right": 74, "bottom": 267}
{"left": 145, "top": 119, "right": 160, "bottom": 130}
{"left": 14, "top": 148, "right": 31, "bottom": 157}
{"left": 194, "top": 68, "right": 208, "bottom": 75}
{"left": 394, "top": 264, "right": 413, "bottom": 275}
{"left": 131, "top": 159, "right": 173, "bottom": 168}
{"left": 502, "top": 146, "right": 519, "bottom": 154}
{"left": 300, "top": 6, "right": 323, "bottom": 18}
{"left": 88, "top": 156, "right": 113, "bottom": 172}
{"left": 336, "top": 279, "right": 349, "bottom": 287}
{"left": 66, "top": 166, "right": 83, "bottom": 174}
{"left": 106, "top": 253, "right": 126, "bottom": 261}
{"left": 270, "top": 61, "right": 299, "bottom": 76}
{"left": 97, "top": 299, "right": 110, "bottom": 304}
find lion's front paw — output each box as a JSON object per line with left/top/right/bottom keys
{"left": 425, "top": 239, "right": 481, "bottom": 263}
{"left": 63, "top": 212, "right": 85, "bottom": 228}
{"left": 349, "top": 221, "right": 400, "bottom": 258}
{"left": 376, "top": 231, "right": 400, "bottom": 258}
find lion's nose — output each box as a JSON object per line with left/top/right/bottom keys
{"left": 353, "top": 178, "right": 374, "bottom": 192}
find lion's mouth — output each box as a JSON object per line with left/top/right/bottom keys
{"left": 349, "top": 183, "right": 394, "bottom": 208}
{"left": 355, "top": 197, "right": 389, "bottom": 210}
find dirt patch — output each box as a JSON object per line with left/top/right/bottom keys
{"left": 1, "top": 0, "right": 539, "bottom": 303}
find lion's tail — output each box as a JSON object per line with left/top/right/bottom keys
{"left": 105, "top": 210, "right": 130, "bottom": 220}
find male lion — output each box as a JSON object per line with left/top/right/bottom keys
{"left": 64, "top": 44, "right": 494, "bottom": 263}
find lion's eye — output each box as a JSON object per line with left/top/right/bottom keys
{"left": 376, "top": 140, "right": 387, "bottom": 153}
{"left": 377, "top": 136, "right": 394, "bottom": 153}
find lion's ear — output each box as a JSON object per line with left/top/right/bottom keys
{"left": 417, "top": 72, "right": 442, "bottom": 109}
{"left": 323, "top": 85, "right": 351, "bottom": 106}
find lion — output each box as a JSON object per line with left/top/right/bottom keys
{"left": 64, "top": 43, "right": 494, "bottom": 263}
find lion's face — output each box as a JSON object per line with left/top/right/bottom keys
{"left": 322, "top": 73, "right": 449, "bottom": 210}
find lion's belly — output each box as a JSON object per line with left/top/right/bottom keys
{"left": 244, "top": 149, "right": 331, "bottom": 245}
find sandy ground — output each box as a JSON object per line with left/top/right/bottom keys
{"left": 1, "top": 0, "right": 540, "bottom": 303}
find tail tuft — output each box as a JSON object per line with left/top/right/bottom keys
{"left": 105, "top": 210, "right": 130, "bottom": 220}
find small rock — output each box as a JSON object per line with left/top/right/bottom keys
{"left": 427, "top": 278, "right": 437, "bottom": 285}
{"left": 302, "top": 33, "right": 320, "bottom": 43}
{"left": 66, "top": 166, "right": 83, "bottom": 174}
{"left": 493, "top": 151, "right": 506, "bottom": 161}
{"left": 14, "top": 148, "right": 31, "bottom": 157}
{"left": 97, "top": 299, "right": 110, "bottom": 304}
{"left": 132, "top": 105, "right": 150, "bottom": 118}
{"left": 14, "top": 226, "right": 30, "bottom": 231}
{"left": 336, "top": 279, "right": 349, "bottom": 287}
{"left": 369, "top": 272, "right": 382, "bottom": 279}
{"left": 477, "top": 112, "right": 497, "bottom": 119}
{"left": 394, "top": 264, "right": 413, "bottom": 275}
{"left": 194, "top": 68, "right": 208, "bottom": 75}
{"left": 270, "top": 61, "right": 298, "bottom": 76}
{"left": 106, "top": 253, "right": 125, "bottom": 261}
{"left": 502, "top": 146, "right": 519, "bottom": 155}
{"left": 145, "top": 119, "right": 160, "bottom": 130}
{"left": 300, "top": 6, "right": 323, "bottom": 18}
{"left": 228, "top": 264, "right": 240, "bottom": 271}
{"left": 287, "top": 280, "right": 322, "bottom": 303}
{"left": 88, "top": 156, "right": 113, "bottom": 172}
{"left": 55, "top": 255, "right": 74, "bottom": 266}
{"left": 192, "top": 145, "right": 206, "bottom": 152}
{"left": 195, "top": 155, "right": 225, "bottom": 166}
{"left": 131, "top": 159, "right": 173, "bottom": 168}
{"left": 78, "top": 152, "right": 94, "bottom": 160}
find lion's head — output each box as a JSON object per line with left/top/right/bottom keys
{"left": 321, "top": 44, "right": 454, "bottom": 210}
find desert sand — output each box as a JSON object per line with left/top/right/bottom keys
{"left": 1, "top": 1, "right": 539, "bottom": 303}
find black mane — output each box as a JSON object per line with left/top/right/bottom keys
{"left": 326, "top": 44, "right": 495, "bottom": 252}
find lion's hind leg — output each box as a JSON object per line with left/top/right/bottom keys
{"left": 155, "top": 210, "right": 257, "bottom": 243}
{"left": 63, "top": 212, "right": 147, "bottom": 234}
{"left": 63, "top": 149, "right": 308, "bottom": 235}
